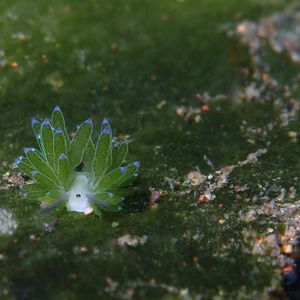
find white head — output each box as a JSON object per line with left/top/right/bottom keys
{"left": 66, "top": 174, "right": 92, "bottom": 213}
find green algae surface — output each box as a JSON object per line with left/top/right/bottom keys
{"left": 0, "top": 0, "right": 300, "bottom": 299}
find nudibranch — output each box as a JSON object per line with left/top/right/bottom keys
{"left": 15, "top": 106, "right": 139, "bottom": 215}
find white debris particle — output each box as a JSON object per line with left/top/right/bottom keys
{"left": 0, "top": 209, "right": 17, "bottom": 235}
{"left": 196, "top": 148, "right": 268, "bottom": 203}
{"left": 111, "top": 222, "right": 119, "bottom": 228}
{"left": 117, "top": 234, "right": 148, "bottom": 247}
{"left": 185, "top": 171, "right": 206, "bottom": 186}
{"left": 239, "top": 148, "right": 267, "bottom": 166}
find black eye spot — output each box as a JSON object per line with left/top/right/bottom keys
{"left": 76, "top": 194, "right": 81, "bottom": 198}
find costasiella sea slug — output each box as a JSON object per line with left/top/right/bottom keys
{"left": 15, "top": 106, "right": 140, "bottom": 215}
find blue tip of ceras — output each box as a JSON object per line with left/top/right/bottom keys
{"left": 55, "top": 128, "right": 63, "bottom": 134}
{"left": 119, "top": 166, "right": 127, "bottom": 173}
{"left": 133, "top": 161, "right": 140, "bottom": 168}
{"left": 41, "top": 119, "right": 51, "bottom": 127}
{"left": 54, "top": 105, "right": 61, "bottom": 112}
{"left": 84, "top": 119, "right": 93, "bottom": 126}
{"left": 24, "top": 147, "right": 35, "bottom": 154}
{"left": 31, "top": 171, "right": 38, "bottom": 177}
{"left": 15, "top": 156, "right": 24, "bottom": 165}
{"left": 31, "top": 118, "right": 39, "bottom": 126}
{"left": 102, "top": 118, "right": 109, "bottom": 125}
{"left": 59, "top": 153, "right": 67, "bottom": 160}
{"left": 108, "top": 193, "right": 113, "bottom": 198}
{"left": 102, "top": 127, "right": 110, "bottom": 135}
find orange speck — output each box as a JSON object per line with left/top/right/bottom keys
{"left": 202, "top": 104, "right": 210, "bottom": 112}
{"left": 111, "top": 43, "right": 118, "bottom": 51}
{"left": 283, "top": 265, "right": 293, "bottom": 274}
{"left": 241, "top": 68, "right": 250, "bottom": 77}
{"left": 237, "top": 24, "right": 246, "bottom": 33}
{"left": 262, "top": 73, "right": 269, "bottom": 81}
{"left": 198, "top": 194, "right": 208, "bottom": 203}
{"left": 161, "top": 15, "right": 171, "bottom": 22}
{"left": 234, "top": 185, "right": 241, "bottom": 191}
{"left": 10, "top": 62, "right": 18, "bottom": 68}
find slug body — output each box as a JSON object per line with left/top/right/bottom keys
{"left": 16, "top": 107, "right": 139, "bottom": 215}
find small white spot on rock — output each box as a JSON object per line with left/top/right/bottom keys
{"left": 117, "top": 234, "right": 148, "bottom": 247}
{"left": 0, "top": 209, "right": 17, "bottom": 235}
